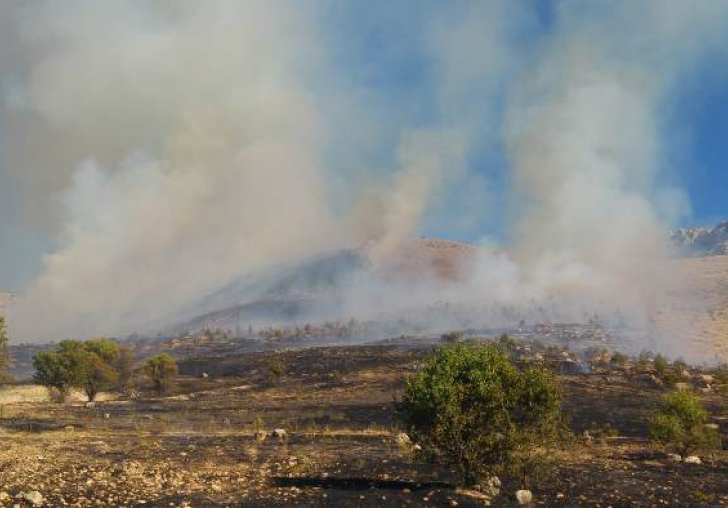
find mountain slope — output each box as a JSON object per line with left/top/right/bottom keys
{"left": 670, "top": 221, "right": 728, "bottom": 256}
{"left": 164, "top": 238, "right": 475, "bottom": 334}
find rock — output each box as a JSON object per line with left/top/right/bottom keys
{"left": 680, "top": 369, "right": 691, "bottom": 379}
{"left": 272, "top": 428, "right": 287, "bottom": 440}
{"left": 705, "top": 423, "right": 720, "bottom": 431}
{"left": 667, "top": 453, "right": 682, "bottom": 462}
{"left": 684, "top": 455, "right": 701, "bottom": 464}
{"left": 515, "top": 489, "right": 533, "bottom": 505}
{"left": 649, "top": 375, "right": 664, "bottom": 387}
{"left": 0, "top": 492, "right": 9, "bottom": 501}
{"left": 395, "top": 432, "right": 411, "bottom": 445}
{"left": 103, "top": 413, "right": 110, "bottom": 419}
{"left": 675, "top": 382, "right": 691, "bottom": 392}
{"left": 701, "top": 374, "right": 714, "bottom": 384}
{"left": 201, "top": 372, "right": 209, "bottom": 379}
{"left": 23, "top": 491, "right": 43, "bottom": 506}
{"left": 85, "top": 401, "right": 96, "bottom": 409}
{"left": 255, "top": 430, "right": 267, "bottom": 441}
{"left": 64, "top": 425, "right": 75, "bottom": 431}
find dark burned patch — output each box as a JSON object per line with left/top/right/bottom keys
{"left": 272, "top": 476, "right": 452, "bottom": 491}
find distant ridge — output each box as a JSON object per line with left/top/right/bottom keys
{"left": 670, "top": 221, "right": 728, "bottom": 256}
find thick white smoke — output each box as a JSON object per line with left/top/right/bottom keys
{"left": 1, "top": 1, "right": 727, "bottom": 358}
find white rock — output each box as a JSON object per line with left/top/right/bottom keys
{"left": 395, "top": 432, "right": 411, "bottom": 445}
{"left": 684, "top": 455, "right": 701, "bottom": 464}
{"left": 23, "top": 491, "right": 43, "bottom": 506}
{"left": 272, "top": 428, "right": 287, "bottom": 439}
{"left": 0, "top": 492, "right": 9, "bottom": 501}
{"left": 667, "top": 453, "right": 682, "bottom": 462}
{"left": 516, "top": 489, "right": 533, "bottom": 505}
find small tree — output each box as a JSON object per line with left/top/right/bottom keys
{"left": 34, "top": 339, "right": 127, "bottom": 402}
{"left": 268, "top": 358, "right": 285, "bottom": 383}
{"left": 33, "top": 348, "right": 83, "bottom": 402}
{"left": 0, "top": 314, "right": 10, "bottom": 383}
{"left": 441, "top": 331, "right": 463, "bottom": 344}
{"left": 80, "top": 352, "right": 119, "bottom": 401}
{"left": 649, "top": 391, "right": 721, "bottom": 456}
{"left": 116, "top": 346, "right": 135, "bottom": 392}
{"left": 654, "top": 354, "right": 669, "bottom": 376}
{"left": 143, "top": 354, "right": 178, "bottom": 395}
{"left": 399, "top": 344, "right": 565, "bottom": 487}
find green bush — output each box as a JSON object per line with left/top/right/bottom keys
{"left": 399, "top": 344, "right": 565, "bottom": 487}
{"left": 0, "top": 314, "right": 9, "bottom": 383}
{"left": 440, "top": 331, "right": 463, "bottom": 344}
{"left": 268, "top": 358, "right": 286, "bottom": 382}
{"left": 610, "top": 351, "right": 628, "bottom": 367}
{"left": 654, "top": 354, "right": 669, "bottom": 376}
{"left": 33, "top": 339, "right": 129, "bottom": 401}
{"left": 142, "top": 354, "right": 178, "bottom": 395}
{"left": 649, "top": 391, "right": 721, "bottom": 455}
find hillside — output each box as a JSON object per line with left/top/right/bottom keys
{"left": 671, "top": 221, "right": 728, "bottom": 256}
{"left": 165, "top": 238, "right": 476, "bottom": 334}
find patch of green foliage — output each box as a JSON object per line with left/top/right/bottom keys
{"left": 654, "top": 354, "right": 669, "bottom": 376}
{"left": 268, "top": 357, "right": 286, "bottom": 383}
{"left": 142, "top": 354, "right": 178, "bottom": 395}
{"left": 610, "top": 351, "right": 628, "bottom": 367}
{"left": 440, "top": 331, "right": 463, "bottom": 344}
{"left": 399, "top": 343, "right": 567, "bottom": 487}
{"left": 34, "top": 338, "right": 132, "bottom": 402}
{"left": 0, "top": 314, "right": 10, "bottom": 383}
{"left": 649, "top": 390, "right": 721, "bottom": 455}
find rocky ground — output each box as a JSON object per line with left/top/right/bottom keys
{"left": 0, "top": 343, "right": 727, "bottom": 507}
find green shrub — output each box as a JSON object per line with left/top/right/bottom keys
{"left": 610, "top": 351, "right": 628, "bottom": 367}
{"left": 0, "top": 314, "right": 9, "bottom": 383}
{"left": 33, "top": 338, "right": 129, "bottom": 401}
{"left": 440, "top": 331, "right": 463, "bottom": 344}
{"left": 714, "top": 365, "right": 728, "bottom": 385}
{"left": 268, "top": 358, "right": 286, "bottom": 382}
{"left": 142, "top": 354, "right": 178, "bottom": 395}
{"left": 649, "top": 391, "right": 721, "bottom": 455}
{"left": 654, "top": 354, "right": 669, "bottom": 376}
{"left": 399, "top": 344, "right": 566, "bottom": 487}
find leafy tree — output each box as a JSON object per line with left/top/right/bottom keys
{"left": 654, "top": 354, "right": 669, "bottom": 376}
{"left": 268, "top": 357, "right": 285, "bottom": 383}
{"left": 33, "top": 345, "right": 85, "bottom": 402}
{"left": 649, "top": 391, "right": 721, "bottom": 455}
{"left": 34, "top": 338, "right": 128, "bottom": 402}
{"left": 440, "top": 331, "right": 463, "bottom": 344}
{"left": 143, "top": 354, "right": 178, "bottom": 395}
{"left": 610, "top": 351, "right": 628, "bottom": 367}
{"left": 116, "top": 346, "right": 135, "bottom": 392}
{"left": 0, "top": 314, "right": 10, "bottom": 383}
{"left": 399, "top": 344, "right": 566, "bottom": 487}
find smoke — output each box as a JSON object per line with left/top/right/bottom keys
{"left": 3, "top": 1, "right": 349, "bottom": 340}
{"left": 2, "top": 1, "right": 728, "bottom": 357}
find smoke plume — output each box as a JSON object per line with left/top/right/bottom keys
{"left": 1, "top": 1, "right": 727, "bottom": 358}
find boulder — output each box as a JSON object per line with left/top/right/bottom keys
{"left": 675, "top": 382, "right": 691, "bottom": 392}
{"left": 667, "top": 453, "right": 682, "bottom": 462}
{"left": 684, "top": 455, "right": 702, "bottom": 465}
{"left": 23, "top": 491, "right": 43, "bottom": 506}
{"left": 515, "top": 489, "right": 533, "bottom": 505}
{"left": 272, "top": 428, "right": 287, "bottom": 440}
{"left": 254, "top": 430, "right": 267, "bottom": 442}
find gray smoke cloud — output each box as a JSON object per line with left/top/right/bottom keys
{"left": 1, "top": 1, "right": 727, "bottom": 360}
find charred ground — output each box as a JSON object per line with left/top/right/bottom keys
{"left": 0, "top": 336, "right": 727, "bottom": 507}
